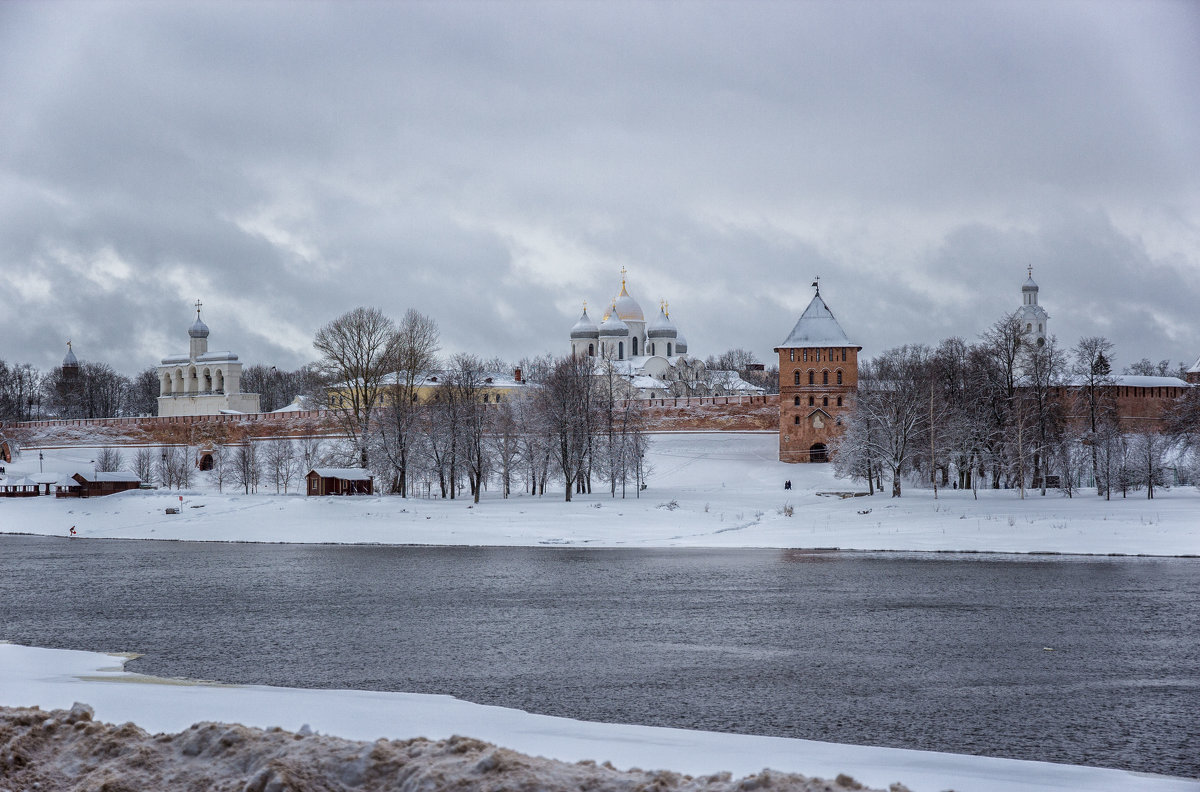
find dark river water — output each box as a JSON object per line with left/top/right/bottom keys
{"left": 1, "top": 536, "right": 1197, "bottom": 778}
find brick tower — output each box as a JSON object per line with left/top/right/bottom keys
{"left": 775, "top": 281, "right": 860, "bottom": 463}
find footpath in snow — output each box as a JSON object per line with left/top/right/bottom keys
{"left": 2, "top": 433, "right": 1198, "bottom": 555}
{"left": 1, "top": 643, "right": 1197, "bottom": 792}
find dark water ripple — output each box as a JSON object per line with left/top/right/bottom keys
{"left": 0, "top": 536, "right": 1196, "bottom": 778}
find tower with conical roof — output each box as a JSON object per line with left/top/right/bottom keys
{"left": 774, "top": 278, "right": 861, "bottom": 463}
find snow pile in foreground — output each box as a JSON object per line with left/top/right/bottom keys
{"left": 3, "top": 644, "right": 1197, "bottom": 792}
{"left": 0, "top": 703, "right": 899, "bottom": 792}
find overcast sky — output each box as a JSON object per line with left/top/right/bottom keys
{"left": 2, "top": 0, "right": 1198, "bottom": 378}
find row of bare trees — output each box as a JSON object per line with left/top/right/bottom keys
{"left": 312, "top": 305, "right": 651, "bottom": 502}
{"left": 833, "top": 313, "right": 1199, "bottom": 499}
{"left": 0, "top": 358, "right": 161, "bottom": 421}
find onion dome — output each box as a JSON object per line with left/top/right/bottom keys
{"left": 570, "top": 305, "right": 600, "bottom": 339}
{"left": 1022, "top": 265, "right": 1039, "bottom": 293}
{"left": 647, "top": 302, "right": 677, "bottom": 339}
{"left": 62, "top": 340, "right": 79, "bottom": 368}
{"left": 674, "top": 331, "right": 688, "bottom": 354}
{"left": 612, "top": 268, "right": 644, "bottom": 322}
{"left": 598, "top": 304, "right": 630, "bottom": 337}
{"left": 189, "top": 309, "right": 210, "bottom": 339}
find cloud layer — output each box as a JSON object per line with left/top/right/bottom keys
{"left": 2, "top": 0, "right": 1197, "bottom": 377}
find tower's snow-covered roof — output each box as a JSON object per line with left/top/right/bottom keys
{"left": 570, "top": 307, "right": 599, "bottom": 339}
{"left": 776, "top": 293, "right": 856, "bottom": 348}
{"left": 62, "top": 342, "right": 79, "bottom": 368}
{"left": 1022, "top": 275, "right": 1039, "bottom": 291}
{"left": 1189, "top": 355, "right": 1200, "bottom": 374}
{"left": 646, "top": 304, "right": 677, "bottom": 339}
{"left": 598, "top": 307, "right": 630, "bottom": 337}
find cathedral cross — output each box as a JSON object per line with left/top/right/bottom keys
{"left": 194, "top": 298, "right": 203, "bottom": 316}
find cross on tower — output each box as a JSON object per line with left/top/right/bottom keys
{"left": 194, "top": 299, "right": 203, "bottom": 316}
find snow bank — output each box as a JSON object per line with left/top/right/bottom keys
{"left": 2, "top": 644, "right": 1196, "bottom": 792}
{"left": 3, "top": 433, "right": 1199, "bottom": 556}
{"left": 0, "top": 703, "right": 897, "bottom": 792}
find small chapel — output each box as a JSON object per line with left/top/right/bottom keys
{"left": 157, "top": 302, "right": 260, "bottom": 417}
{"left": 775, "top": 280, "right": 860, "bottom": 463}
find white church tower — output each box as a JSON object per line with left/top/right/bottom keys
{"left": 157, "top": 301, "right": 260, "bottom": 417}
{"left": 1016, "top": 266, "right": 1049, "bottom": 348}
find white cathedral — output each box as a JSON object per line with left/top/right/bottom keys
{"left": 568, "top": 271, "right": 762, "bottom": 399}
{"left": 157, "top": 302, "right": 260, "bottom": 417}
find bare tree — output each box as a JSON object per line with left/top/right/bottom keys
{"left": 231, "top": 443, "right": 261, "bottom": 494}
{"left": 448, "top": 354, "right": 491, "bottom": 503}
{"left": 1128, "top": 428, "right": 1170, "bottom": 499}
{"left": 297, "top": 435, "right": 326, "bottom": 475}
{"left": 847, "top": 345, "right": 933, "bottom": 497}
{"left": 208, "top": 444, "right": 229, "bottom": 493}
{"left": 132, "top": 447, "right": 156, "bottom": 484}
{"left": 1072, "top": 336, "right": 1117, "bottom": 495}
{"left": 264, "top": 438, "right": 299, "bottom": 493}
{"left": 313, "top": 306, "right": 397, "bottom": 468}
{"left": 95, "top": 446, "right": 123, "bottom": 473}
{"left": 540, "top": 354, "right": 597, "bottom": 501}
{"left": 380, "top": 309, "right": 440, "bottom": 497}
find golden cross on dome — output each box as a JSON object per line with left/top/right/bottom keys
{"left": 582, "top": 299, "right": 588, "bottom": 312}
{"left": 1027, "top": 264, "right": 1033, "bottom": 279}
{"left": 665, "top": 301, "right": 669, "bottom": 317}
{"left": 194, "top": 298, "right": 203, "bottom": 316}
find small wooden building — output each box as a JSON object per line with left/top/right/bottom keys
{"left": 306, "top": 468, "right": 374, "bottom": 496}
{"left": 1, "top": 476, "right": 41, "bottom": 497}
{"left": 56, "top": 471, "right": 142, "bottom": 498}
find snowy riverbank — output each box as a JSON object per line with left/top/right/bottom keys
{"left": 1, "top": 643, "right": 1196, "bottom": 792}
{"left": 2, "top": 433, "right": 1198, "bottom": 555}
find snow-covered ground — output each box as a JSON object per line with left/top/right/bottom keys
{"left": 2, "top": 432, "right": 1198, "bottom": 555}
{"left": 2, "top": 643, "right": 1196, "bottom": 792}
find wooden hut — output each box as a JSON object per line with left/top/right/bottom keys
{"left": 1, "top": 476, "right": 41, "bottom": 497}
{"left": 306, "top": 468, "right": 374, "bottom": 496}
{"left": 56, "top": 471, "right": 142, "bottom": 498}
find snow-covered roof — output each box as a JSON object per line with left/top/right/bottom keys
{"left": 706, "top": 370, "right": 766, "bottom": 392}
{"left": 598, "top": 309, "right": 630, "bottom": 337}
{"left": 570, "top": 307, "right": 600, "bottom": 339}
{"left": 630, "top": 375, "right": 662, "bottom": 390}
{"left": 1112, "top": 375, "right": 1189, "bottom": 389}
{"left": 161, "top": 351, "right": 240, "bottom": 365}
{"left": 84, "top": 471, "right": 142, "bottom": 483}
{"left": 646, "top": 305, "right": 677, "bottom": 339}
{"left": 2, "top": 476, "right": 37, "bottom": 487}
{"left": 777, "top": 293, "right": 856, "bottom": 349}
{"left": 1189, "top": 355, "right": 1200, "bottom": 375}
{"left": 271, "top": 398, "right": 307, "bottom": 413}
{"left": 309, "top": 468, "right": 373, "bottom": 481}
{"left": 1063, "top": 374, "right": 1190, "bottom": 389}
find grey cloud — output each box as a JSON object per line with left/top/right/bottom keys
{"left": 1, "top": 0, "right": 1197, "bottom": 379}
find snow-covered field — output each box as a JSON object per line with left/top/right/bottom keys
{"left": 2, "top": 432, "right": 1198, "bottom": 555}
{"left": 2, "top": 643, "right": 1196, "bottom": 792}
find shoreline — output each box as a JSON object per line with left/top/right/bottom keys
{"left": 3, "top": 531, "right": 1198, "bottom": 559}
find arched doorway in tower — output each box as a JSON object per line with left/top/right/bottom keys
{"left": 809, "top": 443, "right": 828, "bottom": 463}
